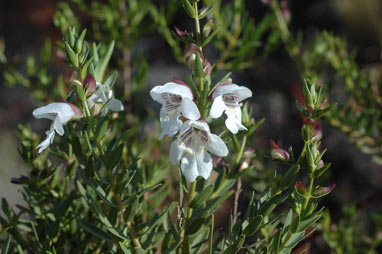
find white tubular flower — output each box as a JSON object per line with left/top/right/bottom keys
{"left": 170, "top": 119, "right": 228, "bottom": 182}
{"left": 33, "top": 102, "right": 80, "bottom": 153}
{"left": 209, "top": 84, "right": 252, "bottom": 134}
{"left": 150, "top": 82, "right": 200, "bottom": 139}
{"left": 87, "top": 82, "right": 124, "bottom": 116}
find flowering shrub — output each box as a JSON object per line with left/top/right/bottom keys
{"left": 0, "top": 0, "right": 381, "bottom": 253}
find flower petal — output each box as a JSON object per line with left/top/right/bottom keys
{"left": 180, "top": 98, "right": 200, "bottom": 120}
{"left": 209, "top": 95, "right": 226, "bottom": 118}
{"left": 181, "top": 150, "right": 213, "bottom": 182}
{"left": 170, "top": 138, "right": 185, "bottom": 165}
{"left": 33, "top": 103, "right": 74, "bottom": 122}
{"left": 225, "top": 107, "right": 247, "bottom": 134}
{"left": 196, "top": 151, "right": 213, "bottom": 180}
{"left": 57, "top": 106, "right": 76, "bottom": 124}
{"left": 181, "top": 153, "right": 199, "bottom": 182}
{"left": 150, "top": 82, "right": 193, "bottom": 103}
{"left": 36, "top": 130, "right": 55, "bottom": 153}
{"left": 225, "top": 118, "right": 239, "bottom": 134}
{"left": 159, "top": 107, "right": 182, "bottom": 139}
{"left": 205, "top": 134, "right": 228, "bottom": 157}
{"left": 212, "top": 84, "right": 252, "bottom": 102}
{"left": 87, "top": 94, "right": 98, "bottom": 108}
{"left": 53, "top": 116, "right": 65, "bottom": 136}
{"left": 108, "top": 98, "right": 124, "bottom": 112}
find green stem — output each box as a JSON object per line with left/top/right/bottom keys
{"left": 193, "top": 2, "right": 201, "bottom": 49}
{"left": 235, "top": 135, "right": 247, "bottom": 165}
{"left": 182, "top": 181, "right": 197, "bottom": 254}
{"left": 127, "top": 221, "right": 142, "bottom": 250}
{"left": 303, "top": 176, "right": 315, "bottom": 211}
{"left": 296, "top": 143, "right": 307, "bottom": 165}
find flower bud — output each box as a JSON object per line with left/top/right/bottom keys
{"left": 312, "top": 184, "right": 335, "bottom": 198}
{"left": 295, "top": 181, "right": 307, "bottom": 197}
{"left": 174, "top": 26, "right": 190, "bottom": 37}
{"left": 301, "top": 124, "right": 313, "bottom": 142}
{"left": 185, "top": 43, "right": 202, "bottom": 70}
{"left": 317, "top": 159, "right": 324, "bottom": 169}
{"left": 195, "top": 52, "right": 204, "bottom": 78}
{"left": 83, "top": 73, "right": 96, "bottom": 95}
{"left": 311, "top": 123, "right": 323, "bottom": 142}
{"left": 203, "top": 20, "right": 215, "bottom": 37}
{"left": 11, "top": 175, "right": 29, "bottom": 185}
{"left": 270, "top": 139, "right": 290, "bottom": 161}
{"left": 203, "top": 60, "right": 212, "bottom": 76}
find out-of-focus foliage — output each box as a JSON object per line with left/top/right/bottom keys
{"left": 321, "top": 205, "right": 382, "bottom": 253}
{"left": 0, "top": 0, "right": 380, "bottom": 253}
{"left": 269, "top": 0, "right": 382, "bottom": 252}
{"left": 270, "top": 0, "right": 382, "bottom": 164}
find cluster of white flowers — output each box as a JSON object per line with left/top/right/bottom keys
{"left": 33, "top": 75, "right": 123, "bottom": 153}
{"left": 151, "top": 80, "right": 252, "bottom": 182}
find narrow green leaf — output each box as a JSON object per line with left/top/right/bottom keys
{"left": 95, "top": 41, "right": 115, "bottom": 83}
{"left": 64, "top": 41, "right": 78, "bottom": 67}
{"left": 91, "top": 43, "right": 99, "bottom": 62}
{"left": 148, "top": 186, "right": 169, "bottom": 211}
{"left": 224, "top": 234, "right": 245, "bottom": 254}
{"left": 80, "top": 56, "right": 94, "bottom": 80}
{"left": 75, "top": 84, "right": 85, "bottom": 101}
{"left": 107, "top": 143, "right": 124, "bottom": 170}
{"left": 167, "top": 212, "right": 180, "bottom": 242}
{"left": 290, "top": 214, "right": 300, "bottom": 233}
{"left": 297, "top": 213, "right": 321, "bottom": 232}
{"left": 295, "top": 101, "right": 310, "bottom": 118}
{"left": 75, "top": 28, "right": 86, "bottom": 53}
{"left": 247, "top": 118, "right": 265, "bottom": 136}
{"left": 67, "top": 27, "right": 75, "bottom": 48}
{"left": 190, "top": 184, "right": 214, "bottom": 208}
{"left": 185, "top": 213, "right": 207, "bottom": 235}
{"left": 195, "top": 52, "right": 204, "bottom": 78}
{"left": 1, "top": 198, "right": 10, "bottom": 217}
{"left": 201, "top": 25, "right": 219, "bottom": 47}
{"left": 271, "top": 230, "right": 281, "bottom": 254}
{"left": 181, "top": 0, "right": 196, "bottom": 18}
{"left": 280, "top": 165, "right": 300, "bottom": 191}
{"left": 78, "top": 220, "right": 113, "bottom": 241}
{"left": 208, "top": 215, "right": 214, "bottom": 254}
{"left": 232, "top": 134, "right": 240, "bottom": 154}
{"left": 95, "top": 118, "right": 108, "bottom": 143}
{"left": 199, "top": 5, "right": 213, "bottom": 19}
{"left": 243, "top": 215, "right": 263, "bottom": 236}
{"left": 1, "top": 235, "right": 11, "bottom": 254}
{"left": 104, "top": 71, "right": 118, "bottom": 88}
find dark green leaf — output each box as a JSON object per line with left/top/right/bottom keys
{"left": 297, "top": 213, "right": 321, "bottom": 232}
{"left": 190, "top": 185, "right": 214, "bottom": 208}
{"left": 65, "top": 41, "right": 78, "bottom": 67}
{"left": 107, "top": 143, "right": 124, "bottom": 170}
{"left": 95, "top": 118, "right": 109, "bottom": 143}
{"left": 243, "top": 215, "right": 263, "bottom": 236}
{"left": 1, "top": 198, "right": 10, "bottom": 217}
{"left": 280, "top": 165, "right": 300, "bottom": 191}
{"left": 95, "top": 41, "right": 115, "bottom": 82}
{"left": 224, "top": 234, "right": 245, "bottom": 254}
{"left": 247, "top": 118, "right": 265, "bottom": 136}
{"left": 290, "top": 214, "right": 300, "bottom": 233}
{"left": 75, "top": 28, "right": 86, "bottom": 53}
{"left": 1, "top": 235, "right": 11, "bottom": 254}
{"left": 271, "top": 230, "right": 281, "bottom": 254}
{"left": 78, "top": 220, "right": 113, "bottom": 241}
{"left": 181, "top": 0, "right": 196, "bottom": 18}
{"left": 201, "top": 24, "right": 219, "bottom": 47}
